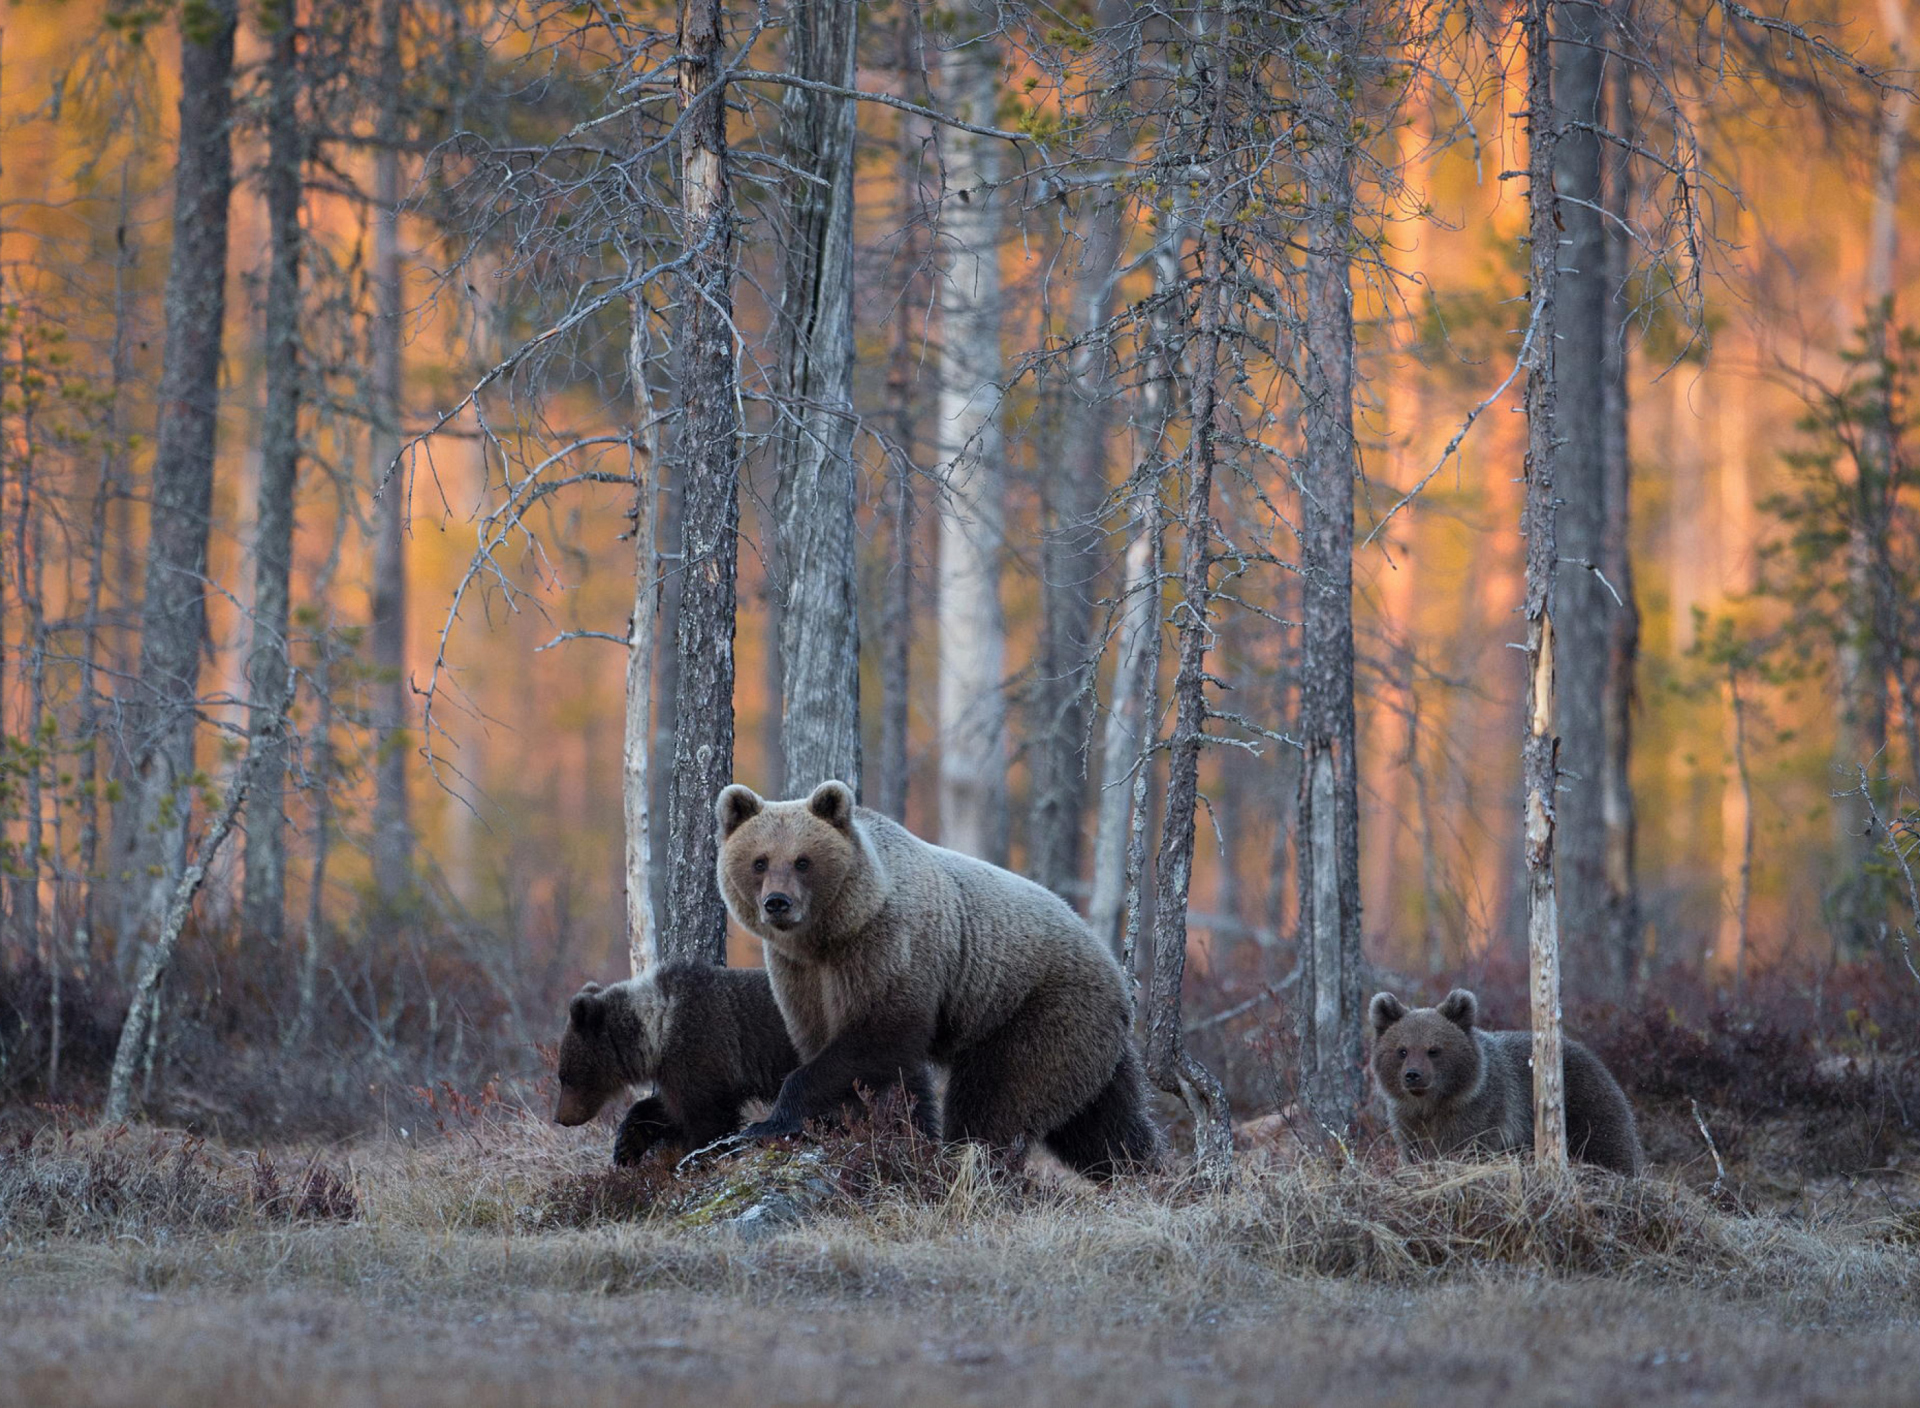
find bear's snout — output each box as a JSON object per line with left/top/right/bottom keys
{"left": 1400, "top": 1066, "right": 1430, "bottom": 1095}
{"left": 553, "top": 1084, "right": 597, "bottom": 1126}
{"left": 762, "top": 891, "right": 800, "bottom": 926}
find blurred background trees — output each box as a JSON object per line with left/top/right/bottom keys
{"left": 0, "top": 0, "right": 1914, "bottom": 1136}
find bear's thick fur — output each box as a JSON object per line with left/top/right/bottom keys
{"left": 1369, "top": 988, "right": 1643, "bottom": 1175}
{"left": 554, "top": 963, "right": 798, "bottom": 1165}
{"left": 715, "top": 780, "right": 1164, "bottom": 1178}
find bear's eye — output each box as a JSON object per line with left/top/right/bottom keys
{"left": 1427, "top": 1047, "right": 1442, "bottom": 1059}
{"left": 752, "top": 857, "right": 768, "bottom": 874}
{"left": 794, "top": 856, "right": 811, "bottom": 873}
{"left": 1396, "top": 1047, "right": 1407, "bottom": 1060}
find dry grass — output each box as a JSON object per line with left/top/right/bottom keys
{"left": 2, "top": 1107, "right": 1917, "bottom": 1407}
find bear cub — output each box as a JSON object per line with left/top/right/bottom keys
{"left": 554, "top": 962, "right": 797, "bottom": 1165}
{"left": 1369, "top": 988, "right": 1643, "bottom": 1176}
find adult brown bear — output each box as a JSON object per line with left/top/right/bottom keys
{"left": 715, "top": 780, "right": 1163, "bottom": 1178}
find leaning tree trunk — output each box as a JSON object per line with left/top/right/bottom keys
{"left": 1029, "top": 183, "right": 1123, "bottom": 902}
{"left": 934, "top": 23, "right": 1009, "bottom": 865}
{"left": 369, "top": 0, "right": 415, "bottom": 906}
{"left": 660, "top": 0, "right": 741, "bottom": 967}
{"left": 1144, "top": 232, "right": 1234, "bottom": 1187}
{"left": 1599, "top": 14, "right": 1642, "bottom": 985}
{"left": 242, "top": 0, "right": 303, "bottom": 946}
{"left": 115, "top": 0, "right": 239, "bottom": 953}
{"left": 1294, "top": 9, "right": 1366, "bottom": 1137}
{"left": 772, "top": 0, "right": 862, "bottom": 799}
{"left": 1550, "top": 0, "right": 1630, "bottom": 996}
{"left": 1522, "top": 0, "right": 1568, "bottom": 1171}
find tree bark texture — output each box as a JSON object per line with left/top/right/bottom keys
{"left": 115, "top": 0, "right": 239, "bottom": 951}
{"left": 661, "top": 0, "right": 740, "bottom": 966}
{"left": 1523, "top": 0, "right": 1568, "bottom": 1171}
{"left": 369, "top": 0, "right": 414, "bottom": 905}
{"left": 1550, "top": 0, "right": 1633, "bottom": 995}
{"left": 934, "top": 24, "right": 1009, "bottom": 866}
{"left": 242, "top": 0, "right": 302, "bottom": 946}
{"left": 623, "top": 302, "right": 663, "bottom": 976}
{"left": 1028, "top": 188, "right": 1123, "bottom": 901}
{"left": 1144, "top": 236, "right": 1234, "bottom": 1186}
{"left": 1295, "top": 13, "right": 1366, "bottom": 1136}
{"left": 1089, "top": 212, "right": 1183, "bottom": 954}
{"left": 773, "top": 0, "right": 862, "bottom": 800}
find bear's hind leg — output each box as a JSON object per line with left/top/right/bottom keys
{"left": 944, "top": 994, "right": 1119, "bottom": 1157}
{"left": 1042, "top": 1043, "right": 1164, "bottom": 1180}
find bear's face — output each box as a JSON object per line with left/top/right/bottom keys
{"left": 716, "top": 781, "right": 862, "bottom": 946}
{"left": 1369, "top": 989, "right": 1480, "bottom": 1104}
{"left": 554, "top": 979, "right": 661, "bottom": 1126}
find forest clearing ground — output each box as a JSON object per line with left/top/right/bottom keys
{"left": 1, "top": 1113, "right": 1917, "bottom": 1408}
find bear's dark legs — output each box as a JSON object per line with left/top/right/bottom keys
{"left": 1041, "top": 1044, "right": 1163, "bottom": 1179}
{"left": 612, "top": 1095, "right": 681, "bottom": 1166}
{"left": 945, "top": 994, "right": 1120, "bottom": 1152}
{"left": 744, "top": 1016, "right": 935, "bottom": 1141}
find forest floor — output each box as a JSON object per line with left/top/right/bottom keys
{"left": 2, "top": 1101, "right": 1917, "bottom": 1408}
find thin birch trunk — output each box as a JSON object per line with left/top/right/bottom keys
{"left": 1727, "top": 661, "right": 1753, "bottom": 1001}
{"left": 622, "top": 298, "right": 662, "bottom": 976}
{"left": 369, "top": 0, "right": 414, "bottom": 905}
{"left": 242, "top": 0, "right": 302, "bottom": 945}
{"left": 1522, "top": 0, "right": 1568, "bottom": 1172}
{"left": 1295, "top": 7, "right": 1366, "bottom": 1136}
{"left": 934, "top": 22, "right": 1008, "bottom": 865}
{"left": 660, "top": 0, "right": 740, "bottom": 966}
{"left": 773, "top": 0, "right": 862, "bottom": 798}
{"left": 106, "top": 710, "right": 280, "bottom": 1124}
{"left": 114, "top": 0, "right": 238, "bottom": 951}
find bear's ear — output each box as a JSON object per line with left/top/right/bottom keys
{"left": 717, "top": 784, "right": 764, "bottom": 838}
{"left": 807, "top": 780, "right": 856, "bottom": 833}
{"left": 569, "top": 983, "right": 605, "bottom": 1030}
{"left": 1368, "top": 992, "right": 1406, "bottom": 1036}
{"left": 1437, "top": 988, "right": 1478, "bottom": 1031}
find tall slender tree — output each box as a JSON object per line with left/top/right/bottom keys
{"left": 934, "top": 14, "right": 1009, "bottom": 865}
{"left": 114, "top": 0, "right": 240, "bottom": 954}
{"left": 1294, "top": 1, "right": 1367, "bottom": 1135}
{"left": 772, "top": 0, "right": 862, "bottom": 799}
{"left": 242, "top": 0, "right": 304, "bottom": 945}
{"left": 1522, "top": 0, "right": 1569, "bottom": 1170}
{"left": 660, "top": 0, "right": 741, "bottom": 966}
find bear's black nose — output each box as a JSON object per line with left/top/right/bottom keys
{"left": 1403, "top": 1069, "right": 1426, "bottom": 1087}
{"left": 763, "top": 892, "right": 793, "bottom": 917}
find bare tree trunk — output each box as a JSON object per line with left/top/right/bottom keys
{"left": 287, "top": 635, "right": 334, "bottom": 1050}
{"left": 106, "top": 720, "right": 277, "bottom": 1124}
{"left": 772, "top": 0, "right": 862, "bottom": 798}
{"left": 1295, "top": 11, "right": 1366, "bottom": 1136}
{"left": 1599, "top": 17, "right": 1642, "bottom": 984}
{"left": 1522, "top": 0, "right": 1568, "bottom": 1172}
{"left": 243, "top": 0, "right": 303, "bottom": 946}
{"left": 1029, "top": 183, "right": 1122, "bottom": 901}
{"left": 1144, "top": 235, "right": 1233, "bottom": 1186}
{"left": 934, "top": 21, "right": 1009, "bottom": 865}
{"left": 660, "top": 0, "right": 740, "bottom": 966}
{"left": 369, "top": 0, "right": 414, "bottom": 906}
{"left": 1089, "top": 213, "right": 1183, "bottom": 953}
{"left": 1551, "top": 0, "right": 1628, "bottom": 995}
{"left": 1727, "top": 662, "right": 1753, "bottom": 1000}
{"left": 115, "top": 0, "right": 239, "bottom": 952}
{"left": 622, "top": 299, "right": 663, "bottom": 975}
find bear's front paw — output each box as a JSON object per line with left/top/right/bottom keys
{"left": 613, "top": 1100, "right": 677, "bottom": 1166}
{"left": 740, "top": 1113, "right": 804, "bottom": 1142}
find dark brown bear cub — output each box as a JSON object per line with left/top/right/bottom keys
{"left": 554, "top": 963, "right": 797, "bottom": 1165}
{"left": 1369, "top": 988, "right": 1643, "bottom": 1175}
